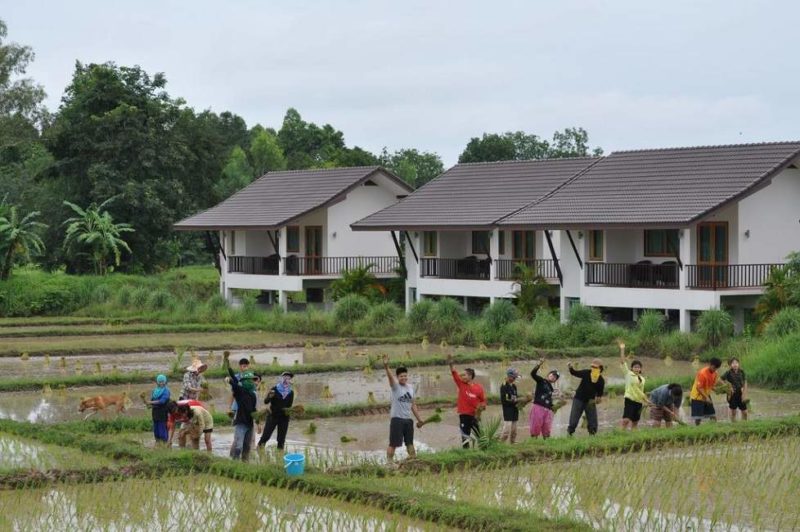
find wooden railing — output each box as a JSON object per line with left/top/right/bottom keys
{"left": 284, "top": 256, "right": 400, "bottom": 276}
{"left": 495, "top": 259, "right": 558, "bottom": 281}
{"left": 228, "top": 255, "right": 279, "bottom": 275}
{"left": 586, "top": 262, "right": 679, "bottom": 289}
{"left": 687, "top": 264, "right": 783, "bottom": 290}
{"left": 420, "top": 258, "right": 491, "bottom": 280}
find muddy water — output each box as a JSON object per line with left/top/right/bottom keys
{"left": 0, "top": 434, "right": 112, "bottom": 471}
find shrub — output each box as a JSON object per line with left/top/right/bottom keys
{"left": 764, "top": 307, "right": 800, "bottom": 338}
{"left": 499, "top": 320, "right": 530, "bottom": 349}
{"left": 745, "top": 333, "right": 800, "bottom": 389}
{"left": 528, "top": 310, "right": 566, "bottom": 348}
{"left": 697, "top": 308, "right": 734, "bottom": 347}
{"left": 329, "top": 265, "right": 381, "bottom": 301}
{"left": 131, "top": 287, "right": 150, "bottom": 308}
{"left": 482, "top": 299, "right": 520, "bottom": 331}
{"left": 636, "top": 310, "right": 665, "bottom": 356}
{"left": 407, "top": 299, "right": 434, "bottom": 332}
{"left": 428, "top": 297, "right": 467, "bottom": 340}
{"left": 333, "top": 294, "right": 371, "bottom": 325}
{"left": 148, "top": 290, "right": 173, "bottom": 310}
{"left": 354, "top": 302, "right": 403, "bottom": 336}
{"left": 115, "top": 286, "right": 132, "bottom": 306}
{"left": 90, "top": 284, "right": 112, "bottom": 304}
{"left": 659, "top": 331, "right": 703, "bottom": 360}
{"left": 567, "top": 303, "right": 600, "bottom": 326}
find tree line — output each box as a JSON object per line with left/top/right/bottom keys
{"left": 0, "top": 19, "right": 602, "bottom": 275}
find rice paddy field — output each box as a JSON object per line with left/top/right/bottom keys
{"left": 2, "top": 318, "right": 800, "bottom": 531}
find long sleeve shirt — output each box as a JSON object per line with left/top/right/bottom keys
{"left": 227, "top": 367, "right": 256, "bottom": 426}
{"left": 569, "top": 367, "right": 605, "bottom": 402}
{"left": 531, "top": 365, "right": 556, "bottom": 409}
{"left": 452, "top": 370, "right": 486, "bottom": 416}
{"left": 621, "top": 362, "right": 649, "bottom": 404}
{"left": 265, "top": 386, "right": 295, "bottom": 420}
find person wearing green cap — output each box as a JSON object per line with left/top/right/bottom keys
{"left": 227, "top": 366, "right": 257, "bottom": 460}
{"left": 148, "top": 374, "right": 171, "bottom": 446}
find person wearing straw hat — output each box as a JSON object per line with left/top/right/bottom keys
{"left": 566, "top": 358, "right": 605, "bottom": 436}
{"left": 181, "top": 359, "right": 208, "bottom": 400}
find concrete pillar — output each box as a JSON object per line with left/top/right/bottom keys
{"left": 679, "top": 228, "right": 691, "bottom": 289}
{"left": 278, "top": 226, "right": 288, "bottom": 275}
{"left": 489, "top": 296, "right": 496, "bottom": 307}
{"left": 489, "top": 229, "right": 500, "bottom": 280}
{"left": 679, "top": 309, "right": 691, "bottom": 333}
{"left": 463, "top": 296, "right": 469, "bottom": 312}
{"left": 559, "top": 295, "right": 569, "bottom": 324}
{"left": 632, "top": 308, "right": 639, "bottom": 322}
{"left": 733, "top": 307, "right": 745, "bottom": 335}
{"left": 278, "top": 290, "right": 289, "bottom": 312}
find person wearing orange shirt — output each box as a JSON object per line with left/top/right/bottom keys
{"left": 447, "top": 354, "right": 486, "bottom": 449}
{"left": 690, "top": 357, "right": 722, "bottom": 425}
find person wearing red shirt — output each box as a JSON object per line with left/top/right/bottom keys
{"left": 447, "top": 354, "right": 486, "bottom": 448}
{"left": 167, "top": 399, "right": 205, "bottom": 446}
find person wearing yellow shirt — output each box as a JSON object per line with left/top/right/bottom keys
{"left": 620, "top": 344, "right": 651, "bottom": 430}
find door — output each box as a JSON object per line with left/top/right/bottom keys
{"left": 696, "top": 222, "right": 728, "bottom": 288}
{"left": 511, "top": 230, "right": 537, "bottom": 278}
{"left": 305, "top": 226, "right": 323, "bottom": 274}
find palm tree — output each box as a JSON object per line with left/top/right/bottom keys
{"left": 0, "top": 206, "right": 47, "bottom": 280}
{"left": 511, "top": 262, "right": 551, "bottom": 318}
{"left": 62, "top": 198, "right": 135, "bottom": 275}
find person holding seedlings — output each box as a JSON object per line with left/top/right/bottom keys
{"left": 649, "top": 383, "right": 683, "bottom": 428}
{"left": 148, "top": 374, "right": 171, "bottom": 446}
{"left": 447, "top": 353, "right": 486, "bottom": 448}
{"left": 227, "top": 366, "right": 258, "bottom": 460}
{"left": 721, "top": 358, "right": 748, "bottom": 422}
{"left": 181, "top": 359, "right": 207, "bottom": 400}
{"left": 227, "top": 356, "right": 252, "bottom": 418}
{"left": 176, "top": 403, "right": 214, "bottom": 452}
{"left": 566, "top": 359, "right": 605, "bottom": 436}
{"left": 690, "top": 357, "right": 722, "bottom": 425}
{"left": 257, "top": 371, "right": 295, "bottom": 451}
{"left": 529, "top": 360, "right": 560, "bottom": 439}
{"left": 619, "top": 343, "right": 651, "bottom": 430}
{"left": 381, "top": 354, "right": 425, "bottom": 460}
{"left": 500, "top": 368, "right": 521, "bottom": 443}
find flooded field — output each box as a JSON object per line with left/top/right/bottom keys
{"left": 0, "top": 474, "right": 450, "bottom": 531}
{"left": 0, "top": 434, "right": 112, "bottom": 472}
{"left": 385, "top": 436, "right": 800, "bottom": 531}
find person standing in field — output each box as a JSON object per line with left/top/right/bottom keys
{"left": 148, "top": 374, "right": 171, "bottom": 446}
{"left": 690, "top": 357, "right": 722, "bottom": 425}
{"left": 529, "top": 360, "right": 560, "bottom": 439}
{"left": 649, "top": 383, "right": 683, "bottom": 428}
{"left": 176, "top": 403, "right": 214, "bottom": 452}
{"left": 619, "top": 344, "right": 651, "bottom": 430}
{"left": 227, "top": 366, "right": 257, "bottom": 460}
{"left": 257, "top": 371, "right": 296, "bottom": 452}
{"left": 566, "top": 359, "right": 605, "bottom": 436}
{"left": 447, "top": 354, "right": 486, "bottom": 449}
{"left": 721, "top": 357, "right": 748, "bottom": 422}
{"left": 226, "top": 356, "right": 252, "bottom": 418}
{"left": 500, "top": 368, "right": 521, "bottom": 444}
{"left": 181, "top": 359, "right": 207, "bottom": 400}
{"left": 381, "top": 354, "right": 425, "bottom": 461}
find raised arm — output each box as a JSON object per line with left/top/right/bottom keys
{"left": 567, "top": 363, "right": 586, "bottom": 378}
{"left": 382, "top": 354, "right": 396, "bottom": 388}
{"left": 448, "top": 354, "right": 462, "bottom": 388}
{"left": 531, "top": 359, "right": 545, "bottom": 384}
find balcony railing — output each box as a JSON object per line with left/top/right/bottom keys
{"left": 228, "top": 255, "right": 400, "bottom": 276}
{"left": 420, "top": 257, "right": 491, "bottom": 280}
{"left": 586, "top": 262, "right": 679, "bottom": 289}
{"left": 687, "top": 264, "right": 783, "bottom": 290}
{"left": 228, "top": 255, "right": 279, "bottom": 275}
{"left": 284, "top": 256, "right": 400, "bottom": 276}
{"left": 495, "top": 259, "right": 558, "bottom": 281}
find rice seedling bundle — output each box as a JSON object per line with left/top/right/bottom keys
{"left": 421, "top": 413, "right": 443, "bottom": 425}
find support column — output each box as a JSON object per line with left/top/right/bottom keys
{"left": 278, "top": 290, "right": 289, "bottom": 312}
{"left": 278, "top": 226, "right": 288, "bottom": 275}
{"left": 559, "top": 295, "right": 569, "bottom": 324}
{"left": 679, "top": 228, "right": 691, "bottom": 289}
{"left": 679, "top": 309, "right": 691, "bottom": 333}
{"left": 489, "top": 229, "right": 499, "bottom": 280}
{"left": 733, "top": 307, "right": 745, "bottom": 334}
{"left": 490, "top": 296, "right": 496, "bottom": 306}
{"left": 463, "top": 296, "right": 469, "bottom": 312}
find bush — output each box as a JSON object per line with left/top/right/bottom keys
{"left": 482, "top": 299, "right": 520, "bottom": 331}
{"left": 91, "top": 284, "right": 112, "bottom": 304}
{"left": 333, "top": 294, "right": 371, "bottom": 325}
{"left": 636, "top": 310, "right": 665, "bottom": 356}
{"left": 428, "top": 298, "right": 467, "bottom": 340}
{"left": 745, "top": 333, "right": 800, "bottom": 389}
{"left": 131, "top": 287, "right": 150, "bottom": 308}
{"left": 659, "top": 331, "right": 703, "bottom": 360}
{"left": 407, "top": 299, "right": 434, "bottom": 332}
{"left": 528, "top": 310, "right": 566, "bottom": 348}
{"left": 148, "top": 290, "right": 173, "bottom": 310}
{"left": 697, "top": 309, "right": 734, "bottom": 347}
{"left": 354, "top": 302, "right": 403, "bottom": 336}
{"left": 567, "top": 304, "right": 600, "bottom": 326}
{"left": 115, "top": 286, "right": 132, "bottom": 306}
{"left": 499, "top": 320, "right": 530, "bottom": 349}
{"left": 764, "top": 307, "right": 800, "bottom": 338}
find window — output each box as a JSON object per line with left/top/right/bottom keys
{"left": 423, "top": 231, "right": 437, "bottom": 256}
{"left": 512, "top": 231, "right": 535, "bottom": 260}
{"left": 589, "top": 230, "right": 604, "bottom": 261}
{"left": 471, "top": 231, "right": 490, "bottom": 255}
{"left": 644, "top": 229, "right": 679, "bottom": 256}
{"left": 498, "top": 231, "right": 505, "bottom": 255}
{"left": 229, "top": 230, "right": 236, "bottom": 255}
{"left": 286, "top": 226, "right": 300, "bottom": 253}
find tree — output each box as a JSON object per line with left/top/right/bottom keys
{"left": 549, "top": 127, "right": 604, "bottom": 158}
{"left": 249, "top": 129, "right": 286, "bottom": 176}
{"left": 458, "top": 133, "right": 516, "bottom": 163}
{"left": 62, "top": 198, "right": 135, "bottom": 275}
{"left": 214, "top": 146, "right": 253, "bottom": 201}
{"left": 0, "top": 205, "right": 46, "bottom": 279}
{"left": 277, "top": 108, "right": 346, "bottom": 169}
{"left": 755, "top": 252, "right": 800, "bottom": 328}
{"left": 458, "top": 128, "right": 603, "bottom": 163}
{"left": 329, "top": 264, "right": 384, "bottom": 301}
{"left": 380, "top": 148, "right": 444, "bottom": 188}
{"left": 0, "top": 19, "right": 47, "bottom": 127}
{"left": 511, "top": 263, "right": 551, "bottom": 318}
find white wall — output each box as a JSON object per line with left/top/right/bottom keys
{"left": 243, "top": 231, "right": 276, "bottom": 257}
{"left": 737, "top": 167, "right": 800, "bottom": 264}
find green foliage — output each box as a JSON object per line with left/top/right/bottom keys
{"left": 0, "top": 205, "right": 47, "bottom": 279}
{"left": 427, "top": 298, "right": 467, "bottom": 339}
{"left": 659, "top": 331, "right": 703, "bottom": 360}
{"left": 333, "top": 294, "right": 371, "bottom": 325}
{"left": 249, "top": 129, "right": 286, "bottom": 176}
{"left": 329, "top": 265, "right": 380, "bottom": 301}
{"left": 354, "top": 302, "right": 403, "bottom": 336}
{"left": 475, "top": 416, "right": 503, "bottom": 451}
{"left": 407, "top": 299, "right": 434, "bottom": 332}
{"left": 482, "top": 299, "right": 520, "bottom": 330}
{"left": 745, "top": 333, "right": 800, "bottom": 389}
{"left": 379, "top": 148, "right": 443, "bottom": 188}
{"left": 511, "top": 263, "right": 550, "bottom": 318}
{"left": 697, "top": 308, "right": 734, "bottom": 347}
{"left": 458, "top": 128, "right": 602, "bottom": 163}
{"left": 756, "top": 253, "right": 800, "bottom": 328}
{"left": 147, "top": 289, "right": 172, "bottom": 310}
{"left": 567, "top": 303, "right": 600, "bottom": 326}
{"left": 62, "top": 198, "right": 134, "bottom": 275}
{"left": 213, "top": 146, "right": 253, "bottom": 201}
{"left": 635, "top": 310, "right": 665, "bottom": 355}
{"left": 764, "top": 307, "right": 800, "bottom": 338}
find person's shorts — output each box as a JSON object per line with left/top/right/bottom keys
{"left": 691, "top": 399, "right": 716, "bottom": 419}
{"left": 203, "top": 428, "right": 214, "bottom": 434}
{"left": 623, "top": 398, "right": 643, "bottom": 422}
{"left": 728, "top": 391, "right": 747, "bottom": 411}
{"left": 389, "top": 417, "right": 414, "bottom": 448}
{"left": 649, "top": 405, "right": 675, "bottom": 423}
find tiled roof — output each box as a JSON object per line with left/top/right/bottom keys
{"left": 351, "top": 158, "right": 599, "bottom": 230}
{"left": 498, "top": 142, "right": 800, "bottom": 228}
{"left": 174, "top": 166, "right": 412, "bottom": 230}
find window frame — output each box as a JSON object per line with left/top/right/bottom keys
{"left": 286, "top": 226, "right": 300, "bottom": 253}
{"left": 588, "top": 230, "right": 604, "bottom": 262}
{"left": 512, "top": 230, "right": 535, "bottom": 260}
{"left": 423, "top": 231, "right": 438, "bottom": 257}
{"left": 644, "top": 229, "right": 679, "bottom": 257}
{"left": 471, "top": 231, "right": 490, "bottom": 255}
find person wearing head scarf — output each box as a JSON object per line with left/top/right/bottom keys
{"left": 148, "top": 374, "right": 171, "bottom": 445}
{"left": 257, "top": 371, "right": 295, "bottom": 451}
{"left": 566, "top": 358, "right": 605, "bottom": 436}
{"left": 227, "top": 366, "right": 257, "bottom": 460}
{"left": 529, "top": 360, "right": 561, "bottom": 439}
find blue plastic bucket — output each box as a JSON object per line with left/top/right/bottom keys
{"left": 284, "top": 453, "right": 305, "bottom": 476}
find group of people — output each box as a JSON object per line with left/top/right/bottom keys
{"left": 146, "top": 354, "right": 296, "bottom": 460}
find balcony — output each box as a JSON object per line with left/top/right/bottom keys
{"left": 495, "top": 259, "right": 558, "bottom": 281}
{"left": 586, "top": 262, "right": 679, "bottom": 289}
{"left": 686, "top": 264, "right": 784, "bottom": 290}
{"left": 228, "top": 256, "right": 400, "bottom": 276}
{"left": 420, "top": 257, "right": 491, "bottom": 280}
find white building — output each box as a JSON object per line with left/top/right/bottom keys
{"left": 175, "top": 166, "right": 413, "bottom": 308}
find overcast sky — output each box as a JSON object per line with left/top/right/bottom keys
{"left": 4, "top": 1, "right": 799, "bottom": 165}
